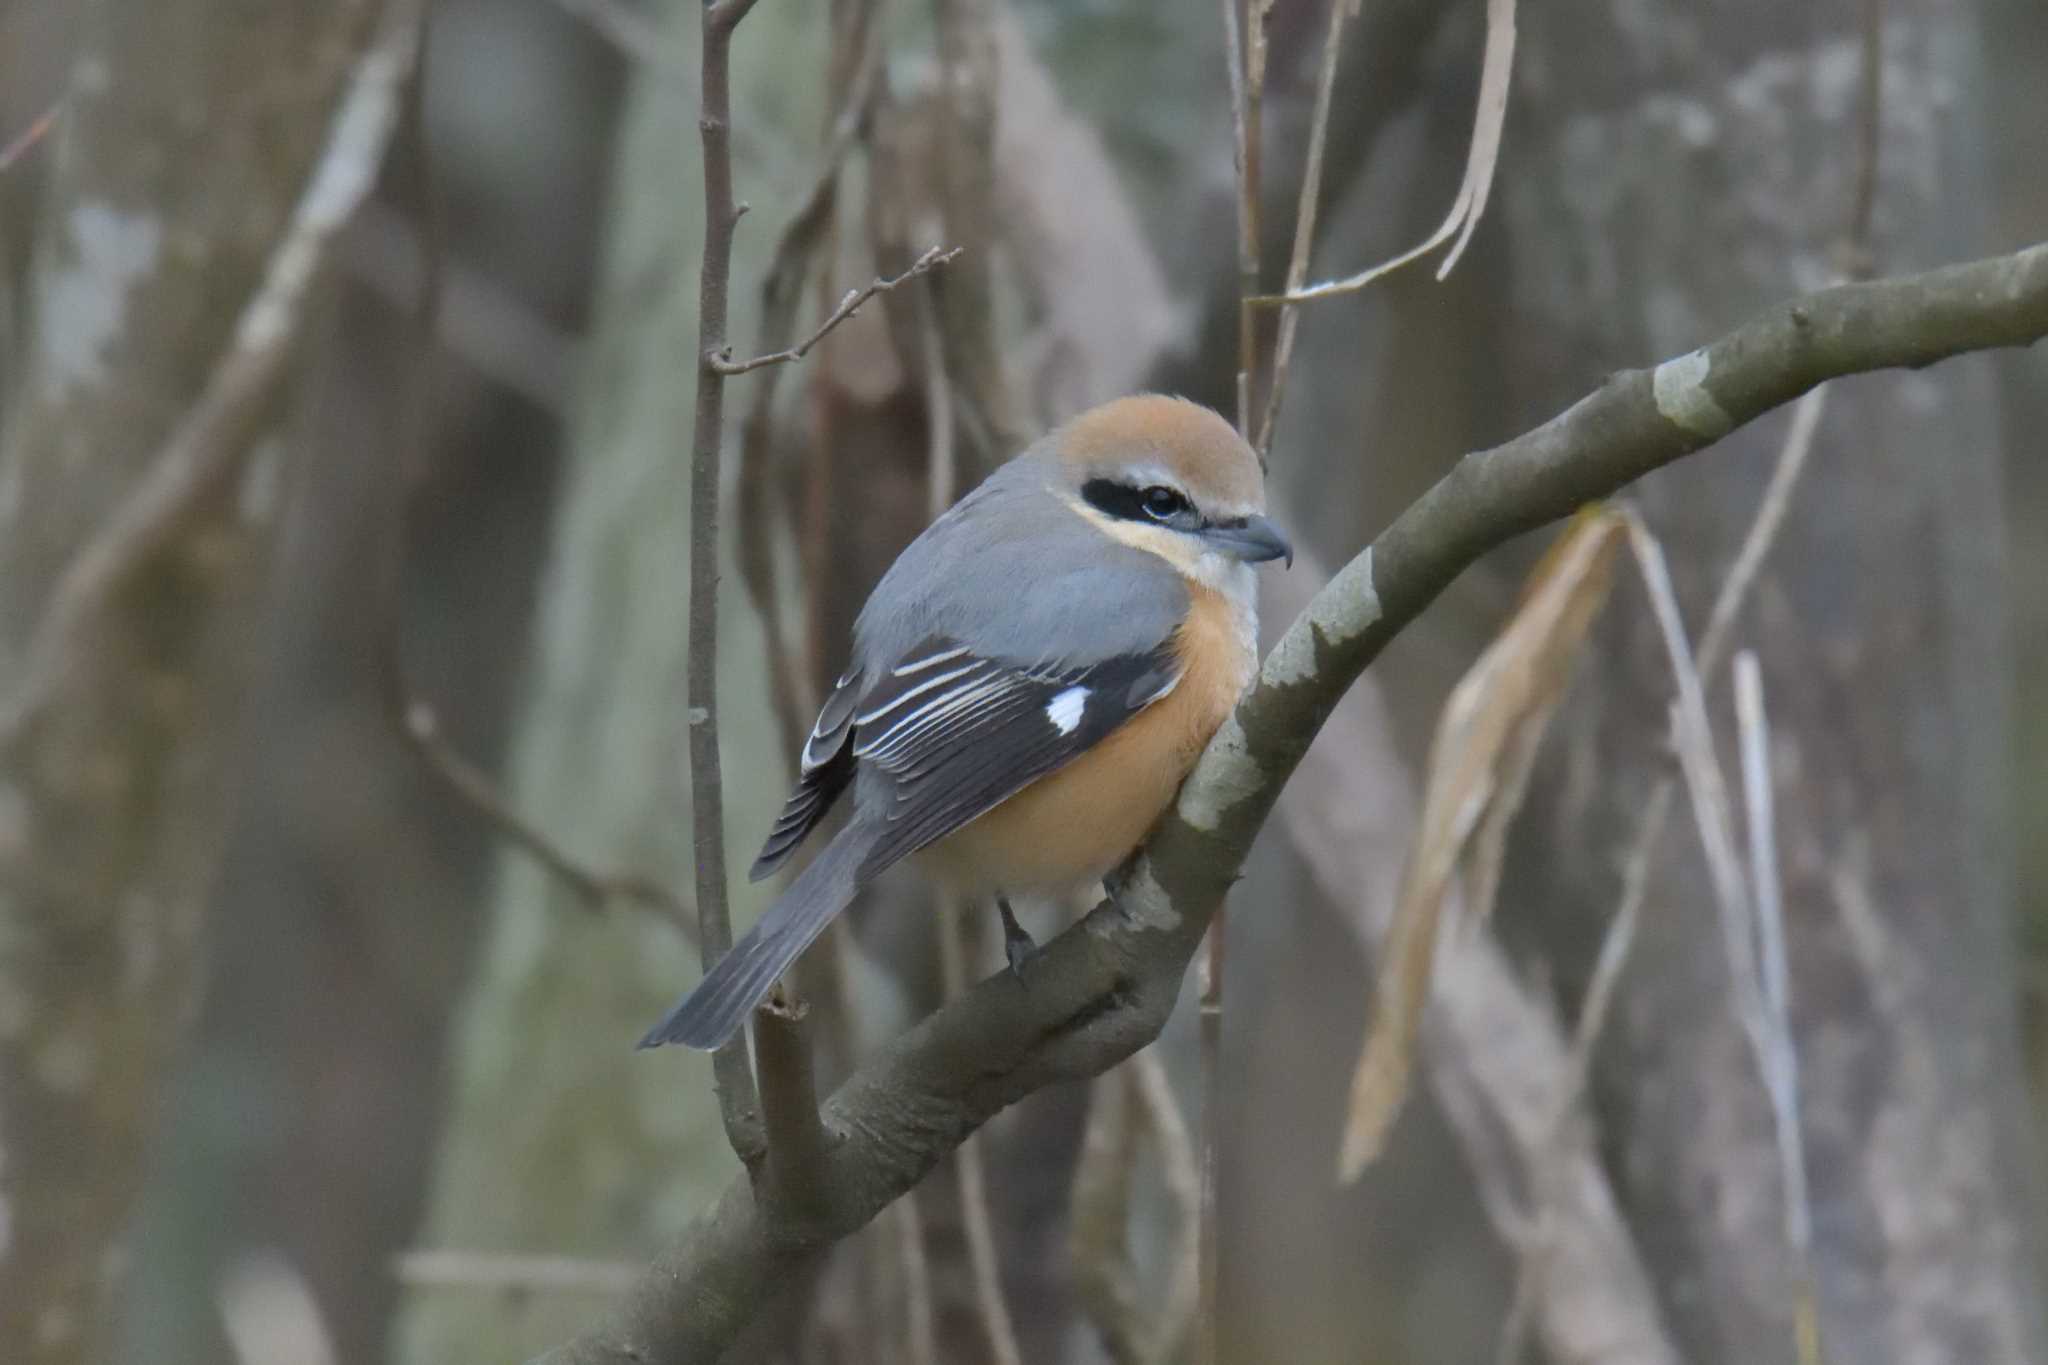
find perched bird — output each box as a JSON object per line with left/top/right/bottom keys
{"left": 640, "top": 394, "right": 1291, "bottom": 1051}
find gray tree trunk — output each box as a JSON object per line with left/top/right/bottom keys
{"left": 1495, "top": 4, "right": 2048, "bottom": 1361}
{"left": 0, "top": 3, "right": 388, "bottom": 1361}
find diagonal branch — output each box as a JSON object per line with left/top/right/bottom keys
{"left": 537, "top": 241, "right": 2048, "bottom": 1365}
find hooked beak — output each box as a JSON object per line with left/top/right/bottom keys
{"left": 1201, "top": 513, "right": 1294, "bottom": 567}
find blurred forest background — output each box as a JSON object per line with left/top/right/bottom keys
{"left": 2, "top": 0, "right": 2045, "bottom": 1362}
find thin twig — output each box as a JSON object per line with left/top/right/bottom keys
{"left": 0, "top": 13, "right": 419, "bottom": 746}
{"left": 1221, "top": 0, "right": 1265, "bottom": 439}
{"left": 937, "top": 900, "right": 1025, "bottom": 1365}
{"left": 382, "top": 5, "right": 692, "bottom": 941}
{"left": 1736, "top": 652, "right": 1821, "bottom": 1365}
{"left": 1071, "top": 1070, "right": 1144, "bottom": 1363}
{"left": 1628, "top": 518, "right": 1829, "bottom": 1365}
{"left": 710, "top": 245, "right": 960, "bottom": 374}
{"left": 1623, "top": 514, "right": 1756, "bottom": 991}
{"left": 1204, "top": 2, "right": 1266, "bottom": 1357}
{"left": 1843, "top": 0, "right": 1885, "bottom": 278}
{"left": 1258, "top": 0, "right": 1518, "bottom": 305}
{"left": 393, "top": 1251, "right": 643, "bottom": 1295}
{"left": 688, "top": 0, "right": 767, "bottom": 1156}
{"left": 1255, "top": 0, "right": 1356, "bottom": 458}
{"left": 1070, "top": 1050, "right": 1201, "bottom": 1365}
{"left": 1495, "top": 387, "right": 1830, "bottom": 1362}
{"left": 404, "top": 702, "right": 695, "bottom": 936}
{"left": 1137, "top": 1049, "right": 1203, "bottom": 1363}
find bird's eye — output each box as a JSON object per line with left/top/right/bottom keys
{"left": 1140, "top": 485, "right": 1187, "bottom": 520}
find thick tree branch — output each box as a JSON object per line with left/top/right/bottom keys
{"left": 537, "top": 240, "right": 2048, "bottom": 1365}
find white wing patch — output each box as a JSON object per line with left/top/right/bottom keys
{"left": 1045, "top": 685, "right": 1090, "bottom": 735}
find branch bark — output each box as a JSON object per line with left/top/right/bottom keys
{"left": 686, "top": 0, "right": 765, "bottom": 1161}
{"left": 537, "top": 240, "right": 2048, "bottom": 1365}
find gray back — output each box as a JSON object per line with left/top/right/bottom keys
{"left": 850, "top": 451, "right": 1188, "bottom": 678}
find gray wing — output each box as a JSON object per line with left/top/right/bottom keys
{"left": 846, "top": 633, "right": 1181, "bottom": 877}
{"left": 749, "top": 464, "right": 1189, "bottom": 882}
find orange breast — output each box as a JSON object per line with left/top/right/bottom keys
{"left": 917, "top": 583, "right": 1253, "bottom": 898}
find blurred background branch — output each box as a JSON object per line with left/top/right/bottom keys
{"left": 0, "top": 4, "right": 419, "bottom": 1359}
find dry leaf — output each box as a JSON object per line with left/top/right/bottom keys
{"left": 1279, "top": 0, "right": 1518, "bottom": 303}
{"left": 1337, "top": 505, "right": 1623, "bottom": 1182}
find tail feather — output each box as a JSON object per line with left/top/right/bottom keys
{"left": 637, "top": 823, "right": 867, "bottom": 1051}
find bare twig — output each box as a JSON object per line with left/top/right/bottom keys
{"left": 1736, "top": 653, "right": 1821, "bottom": 1365}
{"left": 404, "top": 703, "right": 694, "bottom": 934}
{"left": 1843, "top": 0, "right": 1885, "bottom": 278}
{"left": 1139, "top": 1050, "right": 1203, "bottom": 1363}
{"left": 1260, "top": 0, "right": 1518, "bottom": 305}
{"left": 379, "top": 5, "right": 694, "bottom": 945}
{"left": 1255, "top": 0, "right": 1356, "bottom": 457}
{"left": 684, "top": 0, "right": 767, "bottom": 1155}
{"left": 1496, "top": 386, "right": 1829, "bottom": 1364}
{"left": 393, "top": 1251, "right": 643, "bottom": 1296}
{"left": 1221, "top": 0, "right": 1266, "bottom": 437}
{"left": 937, "top": 901, "right": 1025, "bottom": 1365}
{"left": 1204, "top": 3, "right": 1269, "bottom": 1356}
{"left": 710, "top": 245, "right": 961, "bottom": 374}
{"left": 0, "top": 13, "right": 418, "bottom": 746}
{"left": 755, "top": 997, "right": 837, "bottom": 1226}
{"left": 1070, "top": 1050, "right": 1202, "bottom": 1365}
{"left": 1620, "top": 521, "right": 1822, "bottom": 1365}
{"left": 1072, "top": 1069, "right": 1145, "bottom": 1364}
{"left": 1624, "top": 514, "right": 1754, "bottom": 971}
{"left": 537, "top": 241, "right": 2048, "bottom": 1365}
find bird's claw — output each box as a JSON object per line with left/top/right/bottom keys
{"left": 997, "top": 895, "right": 1036, "bottom": 981}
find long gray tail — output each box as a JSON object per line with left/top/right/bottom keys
{"left": 636, "top": 822, "right": 868, "bottom": 1051}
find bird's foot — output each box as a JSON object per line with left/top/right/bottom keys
{"left": 996, "top": 895, "right": 1036, "bottom": 980}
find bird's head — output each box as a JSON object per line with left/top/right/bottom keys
{"left": 1042, "top": 394, "right": 1293, "bottom": 591}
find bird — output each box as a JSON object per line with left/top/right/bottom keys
{"left": 639, "top": 394, "right": 1291, "bottom": 1051}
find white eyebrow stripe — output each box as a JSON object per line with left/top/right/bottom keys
{"left": 892, "top": 645, "right": 973, "bottom": 676}
{"left": 855, "top": 661, "right": 986, "bottom": 725}
{"left": 1045, "top": 685, "right": 1089, "bottom": 734}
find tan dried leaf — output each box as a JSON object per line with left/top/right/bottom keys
{"left": 1337, "top": 506, "right": 1624, "bottom": 1182}
{"left": 1279, "top": 0, "right": 1518, "bottom": 303}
